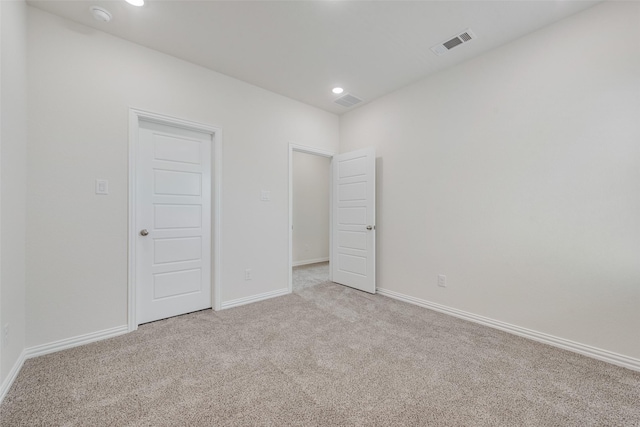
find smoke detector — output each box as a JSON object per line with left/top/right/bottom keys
{"left": 334, "top": 93, "right": 363, "bottom": 108}
{"left": 90, "top": 6, "right": 112, "bottom": 22}
{"left": 431, "top": 29, "right": 476, "bottom": 56}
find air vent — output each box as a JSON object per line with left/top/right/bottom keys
{"left": 334, "top": 93, "right": 363, "bottom": 108}
{"left": 431, "top": 29, "right": 476, "bottom": 56}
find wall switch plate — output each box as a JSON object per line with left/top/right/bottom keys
{"left": 245, "top": 268, "right": 252, "bottom": 280}
{"left": 95, "top": 179, "right": 109, "bottom": 195}
{"left": 438, "top": 274, "right": 447, "bottom": 287}
{"left": 261, "top": 190, "right": 271, "bottom": 201}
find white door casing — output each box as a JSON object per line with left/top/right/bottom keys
{"left": 136, "top": 120, "right": 212, "bottom": 324}
{"left": 331, "top": 147, "right": 376, "bottom": 293}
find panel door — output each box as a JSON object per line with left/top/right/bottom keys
{"left": 136, "top": 120, "right": 212, "bottom": 324}
{"left": 331, "top": 147, "right": 376, "bottom": 293}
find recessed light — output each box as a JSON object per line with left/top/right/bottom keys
{"left": 125, "top": 0, "right": 145, "bottom": 6}
{"left": 90, "top": 6, "right": 112, "bottom": 22}
{"left": 332, "top": 87, "right": 344, "bottom": 95}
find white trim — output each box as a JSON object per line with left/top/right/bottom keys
{"left": 288, "top": 143, "right": 335, "bottom": 294}
{"left": 377, "top": 287, "right": 640, "bottom": 372}
{"left": 0, "top": 350, "right": 26, "bottom": 404}
{"left": 25, "top": 325, "right": 129, "bottom": 359}
{"left": 0, "top": 287, "right": 281, "bottom": 405}
{"left": 1, "top": 324, "right": 130, "bottom": 403}
{"left": 292, "top": 257, "right": 330, "bottom": 267}
{"left": 128, "top": 108, "right": 223, "bottom": 331}
{"left": 221, "top": 288, "right": 289, "bottom": 310}
{"left": 212, "top": 129, "right": 223, "bottom": 311}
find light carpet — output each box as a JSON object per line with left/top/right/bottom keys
{"left": 1, "top": 263, "right": 639, "bottom": 426}
{"left": 292, "top": 262, "right": 330, "bottom": 292}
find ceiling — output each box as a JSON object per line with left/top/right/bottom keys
{"left": 28, "top": 0, "right": 600, "bottom": 114}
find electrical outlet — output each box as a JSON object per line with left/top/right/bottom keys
{"left": 2, "top": 324, "right": 9, "bottom": 346}
{"left": 437, "top": 274, "right": 447, "bottom": 288}
{"left": 245, "top": 268, "right": 252, "bottom": 280}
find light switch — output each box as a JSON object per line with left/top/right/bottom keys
{"left": 95, "top": 179, "right": 109, "bottom": 195}
{"left": 261, "top": 190, "right": 271, "bottom": 201}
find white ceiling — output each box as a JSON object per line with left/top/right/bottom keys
{"left": 28, "top": 0, "right": 600, "bottom": 114}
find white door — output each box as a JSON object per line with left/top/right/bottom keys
{"left": 331, "top": 147, "right": 376, "bottom": 293}
{"left": 136, "top": 120, "right": 212, "bottom": 324}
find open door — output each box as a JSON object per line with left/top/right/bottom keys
{"left": 331, "top": 147, "right": 376, "bottom": 293}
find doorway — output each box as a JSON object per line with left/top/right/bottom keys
{"left": 328, "top": 147, "right": 377, "bottom": 293}
{"left": 290, "top": 148, "right": 332, "bottom": 292}
{"left": 128, "top": 109, "right": 222, "bottom": 331}
{"left": 289, "top": 144, "right": 377, "bottom": 294}
{"left": 288, "top": 145, "right": 334, "bottom": 293}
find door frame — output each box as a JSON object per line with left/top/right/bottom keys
{"left": 288, "top": 143, "right": 335, "bottom": 293}
{"left": 128, "top": 108, "right": 223, "bottom": 331}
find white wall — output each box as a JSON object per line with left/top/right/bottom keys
{"left": 292, "top": 151, "right": 330, "bottom": 265}
{"left": 0, "top": 0, "right": 28, "bottom": 385}
{"left": 26, "top": 8, "right": 338, "bottom": 348}
{"left": 340, "top": 1, "right": 640, "bottom": 360}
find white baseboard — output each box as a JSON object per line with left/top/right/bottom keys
{"left": 377, "top": 287, "right": 640, "bottom": 372}
{"left": 0, "top": 325, "right": 129, "bottom": 404}
{"left": 24, "top": 325, "right": 129, "bottom": 359}
{"left": 0, "top": 349, "right": 26, "bottom": 403}
{"left": 292, "top": 257, "right": 329, "bottom": 267}
{"left": 221, "top": 288, "right": 290, "bottom": 310}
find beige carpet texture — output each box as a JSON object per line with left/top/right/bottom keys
{"left": 1, "top": 262, "right": 639, "bottom": 426}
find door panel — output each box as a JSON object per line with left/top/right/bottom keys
{"left": 338, "top": 253, "right": 367, "bottom": 275}
{"left": 154, "top": 204, "right": 202, "bottom": 229}
{"left": 338, "top": 182, "right": 367, "bottom": 201}
{"left": 338, "top": 207, "right": 366, "bottom": 225}
{"left": 153, "top": 133, "right": 203, "bottom": 164}
{"left": 153, "top": 237, "right": 202, "bottom": 264}
{"left": 153, "top": 268, "right": 202, "bottom": 299}
{"left": 154, "top": 170, "right": 202, "bottom": 195}
{"left": 331, "top": 147, "right": 376, "bottom": 293}
{"left": 137, "top": 120, "right": 212, "bottom": 324}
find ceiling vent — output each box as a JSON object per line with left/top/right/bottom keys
{"left": 334, "top": 93, "right": 363, "bottom": 108}
{"left": 431, "top": 29, "right": 476, "bottom": 56}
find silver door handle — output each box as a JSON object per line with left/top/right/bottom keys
{"left": 366, "top": 225, "right": 374, "bottom": 230}
{"left": 140, "top": 229, "right": 149, "bottom": 236}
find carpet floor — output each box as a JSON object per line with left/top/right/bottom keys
{"left": 1, "top": 264, "right": 639, "bottom": 426}
{"left": 292, "top": 262, "right": 330, "bottom": 292}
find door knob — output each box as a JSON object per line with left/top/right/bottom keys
{"left": 140, "top": 229, "right": 149, "bottom": 236}
{"left": 366, "top": 225, "right": 373, "bottom": 230}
